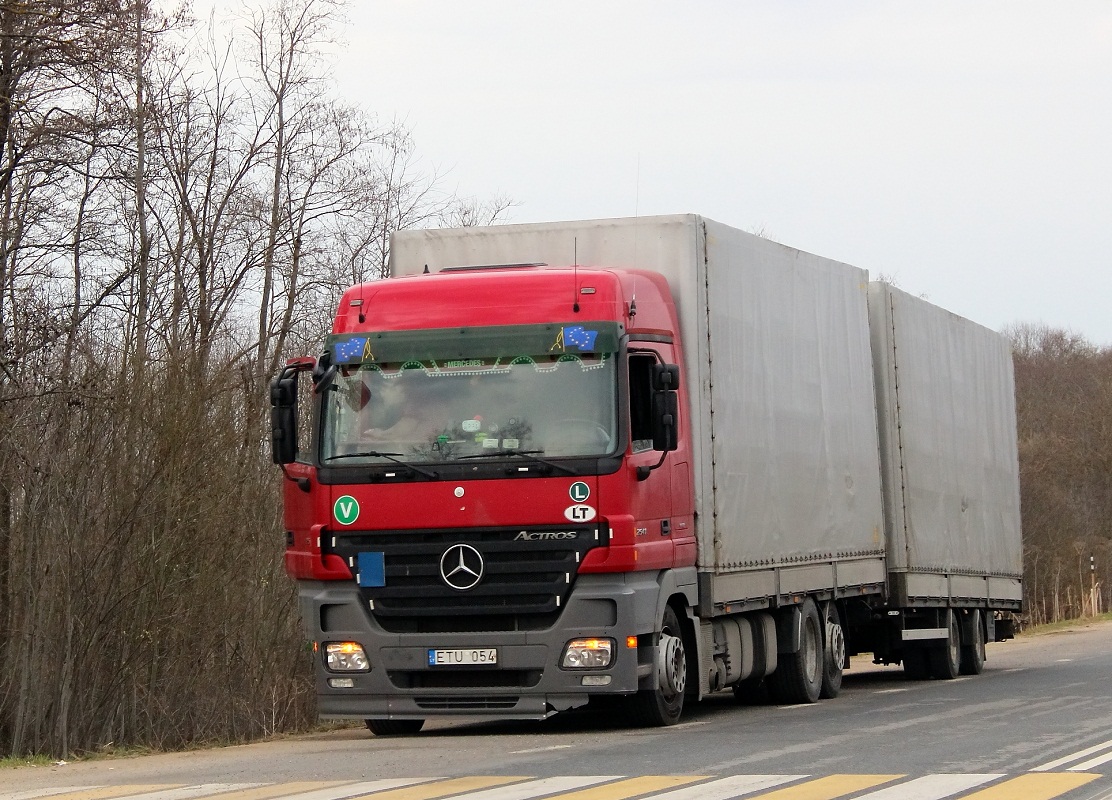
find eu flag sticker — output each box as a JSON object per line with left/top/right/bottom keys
{"left": 357, "top": 551, "right": 386, "bottom": 587}
{"left": 334, "top": 336, "right": 368, "bottom": 364}
{"left": 562, "top": 326, "right": 599, "bottom": 351}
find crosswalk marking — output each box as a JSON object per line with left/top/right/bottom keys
{"left": 1033, "top": 736, "right": 1112, "bottom": 772}
{"left": 851, "top": 774, "right": 1004, "bottom": 800}
{"left": 1, "top": 790, "right": 106, "bottom": 800}
{"left": 531, "top": 777, "right": 706, "bottom": 800}
{"left": 178, "top": 782, "right": 360, "bottom": 800}
{"left": 632, "top": 775, "right": 806, "bottom": 800}
{"left": 8, "top": 786, "right": 183, "bottom": 800}
{"left": 431, "top": 777, "right": 620, "bottom": 800}
{"left": 956, "top": 773, "right": 1100, "bottom": 799}
{"left": 740, "top": 775, "right": 902, "bottom": 800}
{"left": 271, "top": 779, "right": 440, "bottom": 800}
{"left": 92, "top": 787, "right": 263, "bottom": 800}
{"left": 6, "top": 773, "right": 1107, "bottom": 800}
{"left": 349, "top": 778, "right": 526, "bottom": 800}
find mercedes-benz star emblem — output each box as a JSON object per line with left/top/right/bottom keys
{"left": 439, "top": 543, "right": 484, "bottom": 591}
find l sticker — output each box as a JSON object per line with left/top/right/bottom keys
{"left": 334, "top": 495, "right": 360, "bottom": 526}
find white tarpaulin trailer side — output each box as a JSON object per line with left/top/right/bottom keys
{"left": 869, "top": 282, "right": 1023, "bottom": 605}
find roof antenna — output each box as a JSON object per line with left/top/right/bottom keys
{"left": 423, "top": 264, "right": 430, "bottom": 274}
{"left": 358, "top": 278, "right": 366, "bottom": 323}
{"left": 572, "top": 238, "right": 580, "bottom": 313}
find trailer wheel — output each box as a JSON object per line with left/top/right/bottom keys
{"left": 628, "top": 605, "right": 687, "bottom": 726}
{"left": 820, "top": 602, "right": 845, "bottom": 699}
{"left": 365, "top": 718, "right": 424, "bottom": 736}
{"left": 959, "top": 610, "right": 986, "bottom": 675}
{"left": 929, "top": 611, "right": 962, "bottom": 680}
{"left": 768, "top": 599, "right": 822, "bottom": 704}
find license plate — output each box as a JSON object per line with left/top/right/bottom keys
{"left": 427, "top": 648, "right": 498, "bottom": 666}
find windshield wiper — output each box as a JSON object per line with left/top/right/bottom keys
{"left": 324, "top": 451, "right": 438, "bottom": 480}
{"left": 459, "top": 448, "right": 578, "bottom": 476}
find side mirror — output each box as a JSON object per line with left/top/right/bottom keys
{"left": 651, "top": 387, "right": 678, "bottom": 452}
{"left": 270, "top": 371, "right": 299, "bottom": 465}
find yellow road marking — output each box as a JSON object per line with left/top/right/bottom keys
{"left": 746, "top": 775, "right": 903, "bottom": 800}
{"left": 957, "top": 773, "right": 1100, "bottom": 800}
{"left": 22, "top": 788, "right": 183, "bottom": 800}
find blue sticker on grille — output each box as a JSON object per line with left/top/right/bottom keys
{"left": 357, "top": 551, "right": 386, "bottom": 587}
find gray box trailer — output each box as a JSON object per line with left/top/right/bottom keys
{"left": 869, "top": 282, "right": 1023, "bottom": 609}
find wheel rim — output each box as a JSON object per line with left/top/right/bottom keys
{"left": 828, "top": 621, "right": 846, "bottom": 669}
{"left": 658, "top": 632, "right": 686, "bottom": 697}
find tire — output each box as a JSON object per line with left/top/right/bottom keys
{"left": 820, "top": 602, "right": 845, "bottom": 699}
{"left": 929, "top": 610, "right": 962, "bottom": 680}
{"left": 959, "top": 609, "right": 986, "bottom": 675}
{"left": 365, "top": 718, "right": 425, "bottom": 736}
{"left": 628, "top": 605, "right": 688, "bottom": 726}
{"left": 767, "top": 599, "right": 822, "bottom": 704}
{"left": 903, "top": 647, "right": 930, "bottom": 680}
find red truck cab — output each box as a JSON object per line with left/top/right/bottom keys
{"left": 271, "top": 264, "right": 697, "bottom": 733}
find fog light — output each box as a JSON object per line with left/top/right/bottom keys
{"left": 561, "top": 638, "right": 614, "bottom": 669}
{"left": 581, "top": 675, "right": 612, "bottom": 687}
{"left": 325, "top": 641, "right": 370, "bottom": 672}
{"left": 329, "top": 677, "right": 355, "bottom": 688}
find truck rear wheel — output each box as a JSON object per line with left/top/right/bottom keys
{"left": 628, "top": 605, "right": 687, "bottom": 726}
{"left": 960, "top": 610, "right": 986, "bottom": 675}
{"left": 820, "top": 602, "right": 845, "bottom": 699}
{"left": 365, "top": 718, "right": 425, "bottom": 736}
{"left": 929, "top": 611, "right": 962, "bottom": 680}
{"left": 767, "top": 599, "right": 822, "bottom": 704}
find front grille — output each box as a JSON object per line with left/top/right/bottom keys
{"left": 415, "top": 696, "right": 521, "bottom": 710}
{"left": 388, "top": 670, "right": 541, "bottom": 689}
{"left": 325, "top": 525, "right": 607, "bottom": 633}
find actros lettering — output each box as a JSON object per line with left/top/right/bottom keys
{"left": 515, "top": 531, "right": 578, "bottom": 541}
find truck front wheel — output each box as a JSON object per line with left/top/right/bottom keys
{"left": 628, "top": 605, "right": 687, "bottom": 726}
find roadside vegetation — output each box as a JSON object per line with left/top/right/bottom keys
{"left": 0, "top": 0, "right": 1108, "bottom": 764}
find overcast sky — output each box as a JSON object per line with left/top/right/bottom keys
{"left": 329, "top": 2, "right": 1112, "bottom": 344}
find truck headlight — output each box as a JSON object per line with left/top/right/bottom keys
{"left": 561, "top": 638, "right": 614, "bottom": 669}
{"left": 325, "top": 641, "right": 370, "bottom": 672}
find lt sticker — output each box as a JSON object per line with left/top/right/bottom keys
{"left": 334, "top": 495, "right": 360, "bottom": 526}
{"left": 565, "top": 504, "right": 597, "bottom": 522}
{"left": 569, "top": 481, "right": 590, "bottom": 503}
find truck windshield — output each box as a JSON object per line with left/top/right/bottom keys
{"left": 320, "top": 352, "right": 617, "bottom": 464}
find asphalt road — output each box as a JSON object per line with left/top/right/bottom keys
{"left": 6, "top": 621, "right": 1112, "bottom": 800}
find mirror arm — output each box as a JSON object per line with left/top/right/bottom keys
{"left": 636, "top": 450, "right": 668, "bottom": 481}
{"left": 280, "top": 463, "right": 311, "bottom": 493}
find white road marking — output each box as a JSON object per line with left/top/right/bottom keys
{"left": 852, "top": 774, "right": 1004, "bottom": 799}
{"left": 509, "top": 745, "right": 575, "bottom": 755}
{"left": 443, "top": 777, "right": 620, "bottom": 800}
{"left": 1032, "top": 736, "right": 1112, "bottom": 771}
{"left": 631, "top": 775, "right": 805, "bottom": 800}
